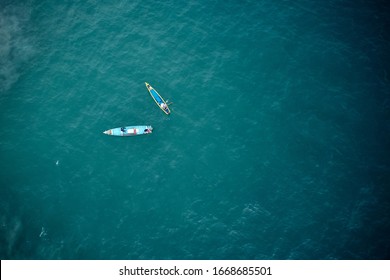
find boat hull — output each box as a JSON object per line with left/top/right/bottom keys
{"left": 145, "top": 82, "right": 171, "bottom": 115}
{"left": 103, "top": 125, "right": 153, "bottom": 136}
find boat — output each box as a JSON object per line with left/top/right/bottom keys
{"left": 103, "top": 125, "right": 153, "bottom": 136}
{"left": 145, "top": 82, "right": 171, "bottom": 115}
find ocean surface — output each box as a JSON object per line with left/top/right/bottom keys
{"left": 1, "top": 0, "right": 389, "bottom": 260}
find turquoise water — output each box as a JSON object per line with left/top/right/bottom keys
{"left": 1, "top": 0, "right": 389, "bottom": 259}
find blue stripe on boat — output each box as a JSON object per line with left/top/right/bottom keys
{"left": 150, "top": 89, "right": 163, "bottom": 104}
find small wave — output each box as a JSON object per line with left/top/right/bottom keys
{"left": 0, "top": 5, "right": 35, "bottom": 92}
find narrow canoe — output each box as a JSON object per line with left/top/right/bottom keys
{"left": 103, "top": 125, "right": 153, "bottom": 136}
{"left": 145, "top": 82, "right": 171, "bottom": 115}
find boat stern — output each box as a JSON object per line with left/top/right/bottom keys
{"left": 143, "top": 126, "right": 153, "bottom": 134}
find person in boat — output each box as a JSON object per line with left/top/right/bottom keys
{"left": 144, "top": 128, "right": 151, "bottom": 133}
{"left": 160, "top": 102, "right": 168, "bottom": 110}
{"left": 121, "top": 127, "right": 126, "bottom": 132}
